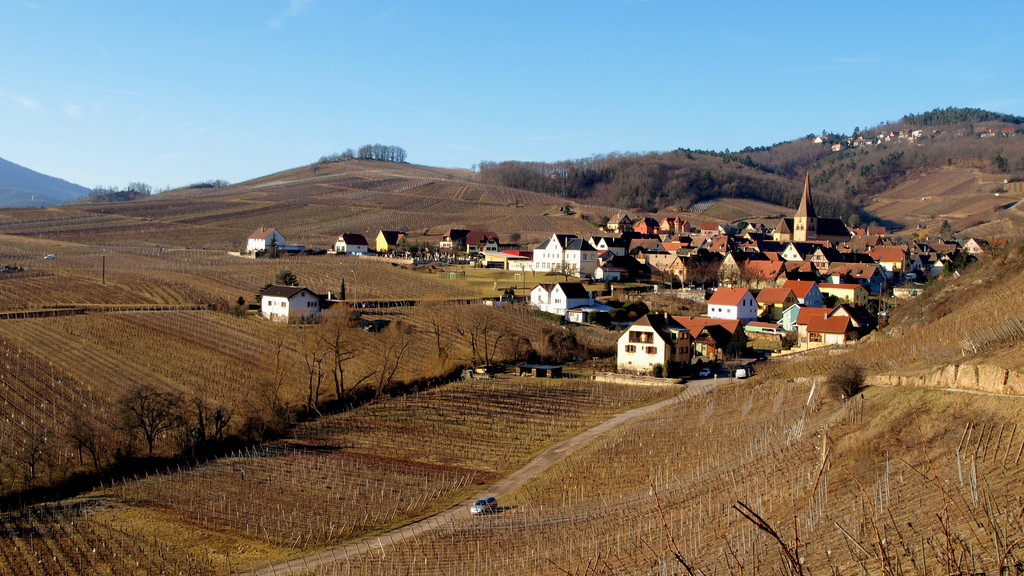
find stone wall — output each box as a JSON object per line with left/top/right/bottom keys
{"left": 594, "top": 372, "right": 685, "bottom": 387}
{"left": 866, "top": 364, "right": 1024, "bottom": 396}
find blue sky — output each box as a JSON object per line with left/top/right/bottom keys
{"left": 2, "top": 1, "right": 1023, "bottom": 190}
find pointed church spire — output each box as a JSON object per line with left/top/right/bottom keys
{"left": 795, "top": 173, "right": 816, "bottom": 219}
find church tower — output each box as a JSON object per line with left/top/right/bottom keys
{"left": 793, "top": 173, "right": 817, "bottom": 242}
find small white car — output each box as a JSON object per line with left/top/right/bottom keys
{"left": 470, "top": 496, "right": 497, "bottom": 515}
{"left": 43, "top": 253, "right": 56, "bottom": 259}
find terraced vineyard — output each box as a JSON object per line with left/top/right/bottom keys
{"left": 0, "top": 377, "right": 677, "bottom": 573}
{"left": 302, "top": 381, "right": 1024, "bottom": 576}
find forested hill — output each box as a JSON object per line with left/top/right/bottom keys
{"left": 477, "top": 107, "right": 1024, "bottom": 222}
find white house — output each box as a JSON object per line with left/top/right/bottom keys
{"left": 334, "top": 233, "right": 369, "bottom": 254}
{"left": 589, "top": 236, "right": 628, "bottom": 257}
{"left": 260, "top": 285, "right": 323, "bottom": 323}
{"left": 530, "top": 282, "right": 596, "bottom": 318}
{"left": 616, "top": 314, "right": 693, "bottom": 375}
{"left": 247, "top": 227, "right": 287, "bottom": 255}
{"left": 531, "top": 234, "right": 599, "bottom": 277}
{"left": 706, "top": 287, "right": 758, "bottom": 323}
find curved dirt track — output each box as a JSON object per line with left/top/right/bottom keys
{"left": 246, "top": 378, "right": 722, "bottom": 576}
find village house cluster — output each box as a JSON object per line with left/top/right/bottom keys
{"left": 248, "top": 175, "right": 987, "bottom": 377}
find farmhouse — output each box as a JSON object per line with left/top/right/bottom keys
{"left": 247, "top": 227, "right": 287, "bottom": 255}
{"left": 376, "top": 230, "right": 406, "bottom": 253}
{"left": 260, "top": 285, "right": 323, "bottom": 323}
{"left": 334, "top": 233, "right": 369, "bottom": 254}
{"left": 465, "top": 230, "right": 501, "bottom": 254}
{"left": 529, "top": 282, "right": 596, "bottom": 318}
{"left": 616, "top": 314, "right": 693, "bottom": 375}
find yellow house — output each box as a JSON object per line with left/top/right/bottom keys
{"left": 755, "top": 287, "right": 798, "bottom": 321}
{"left": 375, "top": 230, "right": 405, "bottom": 253}
{"left": 818, "top": 283, "right": 869, "bottom": 307}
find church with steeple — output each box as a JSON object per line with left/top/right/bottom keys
{"left": 772, "top": 174, "right": 851, "bottom": 243}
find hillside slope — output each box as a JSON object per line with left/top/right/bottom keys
{"left": 0, "top": 156, "right": 90, "bottom": 207}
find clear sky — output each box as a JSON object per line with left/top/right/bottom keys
{"left": 2, "top": 1, "right": 1023, "bottom": 190}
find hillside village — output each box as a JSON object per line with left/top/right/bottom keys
{"left": 251, "top": 173, "right": 989, "bottom": 379}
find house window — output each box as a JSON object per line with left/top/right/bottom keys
{"left": 625, "top": 345, "right": 636, "bottom": 353}
{"left": 645, "top": 346, "right": 658, "bottom": 355}
{"left": 628, "top": 331, "right": 654, "bottom": 344}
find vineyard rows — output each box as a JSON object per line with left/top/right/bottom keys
{"left": 114, "top": 445, "right": 481, "bottom": 548}
{"left": 0, "top": 502, "right": 215, "bottom": 575}
{"left": 42, "top": 377, "right": 671, "bottom": 568}
{"left": 295, "top": 381, "right": 1024, "bottom": 576}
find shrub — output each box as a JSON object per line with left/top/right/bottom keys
{"left": 826, "top": 361, "right": 865, "bottom": 399}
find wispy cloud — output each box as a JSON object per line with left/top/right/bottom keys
{"left": 269, "top": 0, "right": 312, "bottom": 29}
{"left": 8, "top": 94, "right": 41, "bottom": 110}
{"left": 64, "top": 103, "right": 84, "bottom": 118}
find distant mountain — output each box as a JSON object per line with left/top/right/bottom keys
{"left": 0, "top": 156, "right": 90, "bottom": 207}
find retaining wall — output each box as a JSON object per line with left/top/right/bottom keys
{"left": 866, "top": 363, "right": 1024, "bottom": 396}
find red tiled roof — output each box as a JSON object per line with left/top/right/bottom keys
{"left": 756, "top": 287, "right": 794, "bottom": 305}
{"left": 807, "top": 315, "right": 853, "bottom": 334}
{"left": 795, "top": 306, "right": 831, "bottom": 325}
{"left": 249, "top": 227, "right": 279, "bottom": 240}
{"left": 672, "top": 316, "right": 741, "bottom": 335}
{"left": 869, "top": 246, "right": 907, "bottom": 262}
{"left": 707, "top": 287, "right": 752, "bottom": 307}
{"left": 781, "top": 280, "right": 818, "bottom": 299}
{"left": 742, "top": 260, "right": 785, "bottom": 279}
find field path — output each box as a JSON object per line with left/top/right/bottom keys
{"left": 245, "top": 378, "right": 723, "bottom": 575}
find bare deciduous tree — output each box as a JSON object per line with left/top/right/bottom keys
{"left": 316, "top": 307, "right": 367, "bottom": 401}
{"left": 119, "top": 384, "right": 183, "bottom": 455}
{"left": 453, "top": 305, "right": 512, "bottom": 367}
{"left": 67, "top": 415, "right": 104, "bottom": 473}
{"left": 372, "top": 321, "right": 415, "bottom": 397}
{"left": 421, "top": 301, "right": 456, "bottom": 366}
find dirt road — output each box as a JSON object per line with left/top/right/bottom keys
{"left": 246, "top": 378, "right": 721, "bottom": 576}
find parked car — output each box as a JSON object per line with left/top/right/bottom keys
{"left": 734, "top": 365, "right": 752, "bottom": 379}
{"left": 470, "top": 496, "right": 497, "bottom": 515}
{"left": 43, "top": 253, "right": 56, "bottom": 259}
{"left": 697, "top": 367, "right": 713, "bottom": 378}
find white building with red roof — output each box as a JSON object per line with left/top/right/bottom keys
{"left": 706, "top": 287, "right": 758, "bottom": 323}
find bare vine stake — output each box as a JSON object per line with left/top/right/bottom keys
{"left": 1004, "top": 423, "right": 1017, "bottom": 464}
